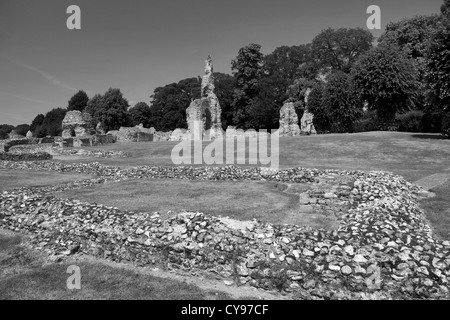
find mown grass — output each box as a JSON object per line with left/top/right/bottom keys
{"left": 54, "top": 178, "right": 339, "bottom": 229}
{"left": 420, "top": 181, "right": 450, "bottom": 241}
{"left": 53, "top": 132, "right": 450, "bottom": 182}
{"left": 0, "top": 232, "right": 231, "bottom": 300}
{"left": 0, "top": 169, "right": 94, "bottom": 192}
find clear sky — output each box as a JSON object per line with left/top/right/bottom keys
{"left": 0, "top": 0, "right": 443, "bottom": 125}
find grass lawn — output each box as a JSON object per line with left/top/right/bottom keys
{"left": 0, "top": 169, "right": 94, "bottom": 192}
{"left": 54, "top": 179, "right": 340, "bottom": 230}
{"left": 420, "top": 181, "right": 450, "bottom": 241}
{"left": 53, "top": 132, "right": 450, "bottom": 182}
{"left": 0, "top": 231, "right": 232, "bottom": 300}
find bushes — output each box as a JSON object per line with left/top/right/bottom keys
{"left": 442, "top": 114, "right": 450, "bottom": 138}
{"left": 396, "top": 110, "right": 424, "bottom": 132}
{"left": 321, "top": 72, "right": 362, "bottom": 133}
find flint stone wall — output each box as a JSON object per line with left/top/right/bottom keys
{"left": 0, "top": 162, "right": 449, "bottom": 299}
{"left": 61, "top": 111, "right": 94, "bottom": 139}
{"left": 279, "top": 102, "right": 301, "bottom": 136}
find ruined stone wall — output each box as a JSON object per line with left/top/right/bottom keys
{"left": 279, "top": 102, "right": 301, "bottom": 136}
{"left": 61, "top": 111, "right": 94, "bottom": 139}
{"left": 186, "top": 56, "right": 224, "bottom": 140}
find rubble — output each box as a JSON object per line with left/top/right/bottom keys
{"left": 0, "top": 160, "right": 449, "bottom": 299}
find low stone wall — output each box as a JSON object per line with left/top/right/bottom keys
{"left": 0, "top": 152, "right": 52, "bottom": 161}
{"left": 0, "top": 161, "right": 449, "bottom": 299}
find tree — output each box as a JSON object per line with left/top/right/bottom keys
{"left": 0, "top": 124, "right": 14, "bottom": 140}
{"left": 306, "top": 83, "right": 331, "bottom": 132}
{"left": 129, "top": 102, "right": 152, "bottom": 127}
{"left": 231, "top": 43, "right": 264, "bottom": 129}
{"left": 442, "top": 0, "right": 450, "bottom": 18}
{"left": 68, "top": 90, "right": 89, "bottom": 112}
{"left": 14, "top": 124, "right": 31, "bottom": 136}
{"left": 30, "top": 114, "right": 45, "bottom": 135}
{"left": 213, "top": 73, "right": 236, "bottom": 130}
{"left": 150, "top": 77, "right": 201, "bottom": 131}
{"left": 351, "top": 45, "right": 419, "bottom": 125}
{"left": 40, "top": 108, "right": 67, "bottom": 137}
{"left": 426, "top": 19, "right": 450, "bottom": 135}
{"left": 311, "top": 27, "right": 374, "bottom": 73}
{"left": 322, "top": 72, "right": 362, "bottom": 132}
{"left": 84, "top": 88, "right": 130, "bottom": 132}
{"left": 378, "top": 15, "right": 442, "bottom": 60}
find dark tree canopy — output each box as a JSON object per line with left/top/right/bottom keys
{"left": 150, "top": 77, "right": 201, "bottom": 131}
{"left": 426, "top": 19, "right": 450, "bottom": 113}
{"left": 68, "top": 90, "right": 89, "bottom": 112}
{"left": 129, "top": 102, "right": 152, "bottom": 127}
{"left": 379, "top": 15, "right": 442, "bottom": 60}
{"left": 351, "top": 45, "right": 419, "bottom": 124}
{"left": 84, "top": 88, "right": 130, "bottom": 132}
{"left": 213, "top": 73, "right": 236, "bottom": 130}
{"left": 322, "top": 72, "right": 362, "bottom": 133}
{"left": 30, "top": 114, "right": 45, "bottom": 135}
{"left": 35, "top": 108, "right": 67, "bottom": 137}
{"left": 442, "top": 0, "right": 450, "bottom": 17}
{"left": 14, "top": 124, "right": 31, "bottom": 136}
{"left": 0, "top": 124, "right": 14, "bottom": 140}
{"left": 231, "top": 43, "right": 264, "bottom": 129}
{"left": 311, "top": 27, "right": 374, "bottom": 73}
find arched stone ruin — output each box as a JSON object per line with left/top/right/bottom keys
{"left": 186, "top": 56, "right": 223, "bottom": 140}
{"left": 300, "top": 88, "right": 317, "bottom": 135}
{"left": 61, "top": 111, "right": 94, "bottom": 139}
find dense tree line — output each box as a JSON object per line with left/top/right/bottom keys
{"left": 2, "top": 0, "right": 449, "bottom": 140}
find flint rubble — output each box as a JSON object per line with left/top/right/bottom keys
{"left": 0, "top": 160, "right": 449, "bottom": 299}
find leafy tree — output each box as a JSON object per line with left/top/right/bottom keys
{"left": 0, "top": 124, "right": 14, "bottom": 140}
{"left": 68, "top": 90, "right": 89, "bottom": 111}
{"left": 14, "top": 124, "right": 31, "bottom": 136}
{"left": 442, "top": 0, "right": 450, "bottom": 18}
{"left": 322, "top": 72, "right": 363, "bottom": 132}
{"left": 231, "top": 43, "right": 264, "bottom": 129}
{"left": 379, "top": 15, "right": 442, "bottom": 61}
{"left": 426, "top": 19, "right": 450, "bottom": 134}
{"left": 84, "top": 88, "right": 130, "bottom": 132}
{"left": 351, "top": 45, "right": 419, "bottom": 126}
{"left": 247, "top": 76, "right": 282, "bottom": 130}
{"left": 30, "top": 114, "right": 45, "bottom": 135}
{"left": 379, "top": 14, "right": 442, "bottom": 120}
{"left": 150, "top": 77, "right": 201, "bottom": 131}
{"left": 214, "top": 73, "right": 236, "bottom": 130}
{"left": 286, "top": 78, "right": 317, "bottom": 117}
{"left": 40, "top": 108, "right": 67, "bottom": 137}
{"left": 311, "top": 27, "right": 374, "bottom": 73}
{"left": 129, "top": 102, "right": 152, "bottom": 127}
{"left": 306, "top": 83, "right": 331, "bottom": 132}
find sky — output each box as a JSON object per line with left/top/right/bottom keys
{"left": 0, "top": 0, "right": 444, "bottom": 125}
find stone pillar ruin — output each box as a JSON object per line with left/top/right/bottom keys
{"left": 278, "top": 102, "right": 301, "bottom": 136}
{"left": 300, "top": 88, "right": 317, "bottom": 135}
{"left": 186, "top": 56, "right": 223, "bottom": 140}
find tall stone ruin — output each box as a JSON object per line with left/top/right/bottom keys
{"left": 300, "top": 88, "right": 317, "bottom": 135}
{"left": 278, "top": 102, "right": 301, "bottom": 136}
{"left": 186, "top": 56, "right": 223, "bottom": 140}
{"left": 61, "top": 111, "right": 94, "bottom": 139}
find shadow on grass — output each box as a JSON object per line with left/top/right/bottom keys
{"left": 411, "top": 134, "right": 448, "bottom": 140}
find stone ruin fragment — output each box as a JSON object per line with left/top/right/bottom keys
{"left": 186, "top": 56, "right": 223, "bottom": 140}
{"left": 278, "top": 102, "right": 301, "bottom": 136}
{"left": 61, "top": 111, "right": 94, "bottom": 138}
{"left": 300, "top": 88, "right": 317, "bottom": 135}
